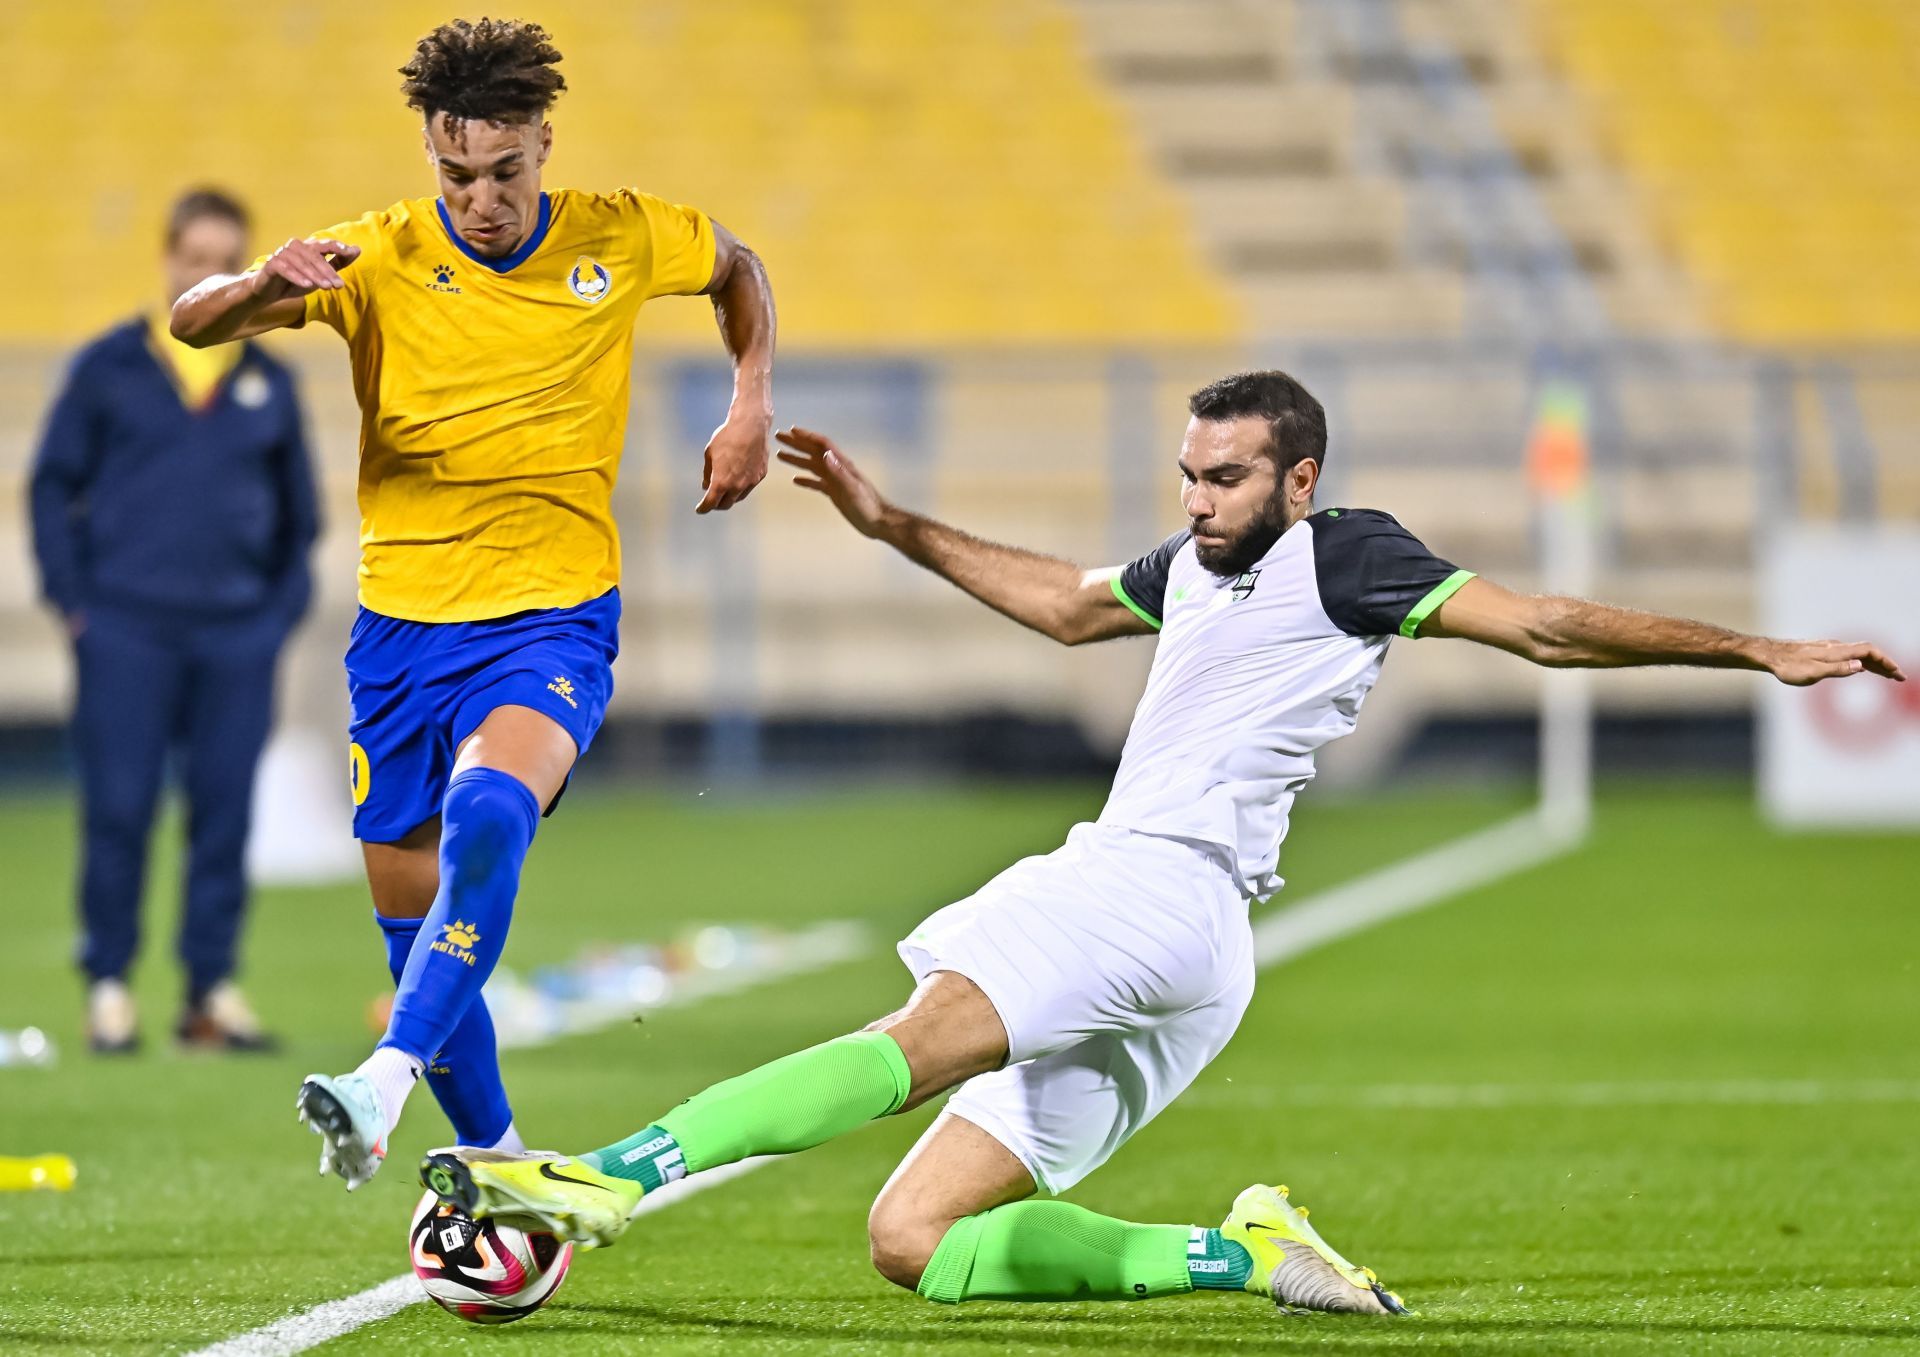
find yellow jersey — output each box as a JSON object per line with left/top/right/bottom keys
{"left": 287, "top": 189, "right": 714, "bottom": 622}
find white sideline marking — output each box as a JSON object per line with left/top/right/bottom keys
{"left": 1252, "top": 808, "right": 1578, "bottom": 967}
{"left": 186, "top": 1276, "right": 424, "bottom": 1357}
{"left": 185, "top": 1158, "right": 770, "bottom": 1357}
{"left": 194, "top": 806, "right": 1576, "bottom": 1353}
{"left": 1186, "top": 1078, "right": 1920, "bottom": 1112}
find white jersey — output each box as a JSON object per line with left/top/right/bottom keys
{"left": 1097, "top": 508, "right": 1473, "bottom": 898}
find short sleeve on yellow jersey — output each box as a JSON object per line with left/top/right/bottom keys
{"left": 246, "top": 210, "right": 390, "bottom": 339}
{"left": 614, "top": 190, "right": 716, "bottom": 300}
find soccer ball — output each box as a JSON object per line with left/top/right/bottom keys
{"left": 408, "top": 1189, "right": 573, "bottom": 1324}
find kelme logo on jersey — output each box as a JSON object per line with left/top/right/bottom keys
{"left": 567, "top": 256, "right": 611, "bottom": 303}
{"left": 426, "top": 263, "right": 461, "bottom": 294}
{"left": 1231, "top": 569, "right": 1261, "bottom": 602}
{"left": 431, "top": 919, "right": 482, "bottom": 966}
{"left": 547, "top": 674, "right": 580, "bottom": 709}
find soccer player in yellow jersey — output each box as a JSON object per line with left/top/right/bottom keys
{"left": 171, "top": 18, "right": 777, "bottom": 1189}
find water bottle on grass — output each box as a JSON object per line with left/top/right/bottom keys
{"left": 0, "top": 1155, "right": 77, "bottom": 1191}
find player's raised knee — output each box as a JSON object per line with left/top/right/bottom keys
{"left": 866, "top": 1199, "right": 945, "bottom": 1292}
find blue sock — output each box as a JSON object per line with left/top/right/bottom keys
{"left": 376, "top": 913, "right": 515, "bottom": 1146}
{"left": 383, "top": 768, "right": 538, "bottom": 1100}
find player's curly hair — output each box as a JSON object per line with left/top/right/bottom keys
{"left": 399, "top": 17, "right": 567, "bottom": 124}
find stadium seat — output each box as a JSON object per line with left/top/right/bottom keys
{"left": 0, "top": 0, "right": 1237, "bottom": 347}
{"left": 1525, "top": 0, "right": 1920, "bottom": 343}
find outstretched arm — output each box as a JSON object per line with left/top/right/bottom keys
{"left": 775, "top": 426, "right": 1152, "bottom": 646}
{"left": 170, "top": 237, "right": 361, "bottom": 346}
{"left": 694, "top": 221, "right": 776, "bottom": 514}
{"left": 1425, "top": 577, "right": 1905, "bottom": 686}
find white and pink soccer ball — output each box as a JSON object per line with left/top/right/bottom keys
{"left": 409, "top": 1189, "right": 572, "bottom": 1324}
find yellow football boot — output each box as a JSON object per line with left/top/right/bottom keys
{"left": 1219, "top": 1183, "right": 1409, "bottom": 1315}
{"left": 420, "top": 1147, "right": 641, "bottom": 1249}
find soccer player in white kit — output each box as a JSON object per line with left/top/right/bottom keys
{"left": 420, "top": 371, "right": 1903, "bottom": 1316}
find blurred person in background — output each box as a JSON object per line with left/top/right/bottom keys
{"left": 28, "top": 187, "right": 318, "bottom": 1055}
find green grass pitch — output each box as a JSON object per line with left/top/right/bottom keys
{"left": 1, "top": 780, "right": 1916, "bottom": 1354}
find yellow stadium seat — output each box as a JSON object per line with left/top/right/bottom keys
{"left": 0, "top": 0, "right": 1237, "bottom": 345}
{"left": 1530, "top": 0, "right": 1920, "bottom": 342}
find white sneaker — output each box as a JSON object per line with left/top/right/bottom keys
{"left": 178, "top": 981, "right": 278, "bottom": 1052}
{"left": 296, "top": 1072, "right": 388, "bottom": 1191}
{"left": 87, "top": 979, "right": 138, "bottom": 1054}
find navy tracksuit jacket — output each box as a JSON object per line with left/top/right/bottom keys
{"left": 28, "top": 318, "right": 319, "bottom": 998}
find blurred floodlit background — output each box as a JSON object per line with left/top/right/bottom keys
{"left": 1, "top": 0, "right": 1916, "bottom": 819}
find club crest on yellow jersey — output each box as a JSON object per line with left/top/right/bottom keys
{"left": 567, "top": 256, "right": 611, "bottom": 303}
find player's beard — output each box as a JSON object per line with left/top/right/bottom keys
{"left": 1192, "top": 482, "right": 1292, "bottom": 578}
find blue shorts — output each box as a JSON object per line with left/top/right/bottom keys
{"left": 344, "top": 589, "right": 620, "bottom": 842}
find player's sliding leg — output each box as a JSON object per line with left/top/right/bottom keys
{"left": 418, "top": 1027, "right": 922, "bottom": 1244}
{"left": 420, "top": 969, "right": 1406, "bottom": 1310}
{"left": 422, "top": 826, "right": 1403, "bottom": 1306}
{"left": 421, "top": 826, "right": 1228, "bottom": 1228}
{"left": 420, "top": 970, "right": 1006, "bottom": 1242}
{"left": 580, "top": 966, "right": 1006, "bottom": 1186}
{"left": 303, "top": 705, "right": 572, "bottom": 1189}
{"left": 869, "top": 1113, "right": 1404, "bottom": 1313}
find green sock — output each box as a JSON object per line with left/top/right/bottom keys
{"left": 580, "top": 1030, "right": 912, "bottom": 1186}
{"left": 1184, "top": 1227, "right": 1254, "bottom": 1290}
{"left": 915, "top": 1201, "right": 1196, "bottom": 1303}
{"left": 579, "top": 1124, "right": 682, "bottom": 1191}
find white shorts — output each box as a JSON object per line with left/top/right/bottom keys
{"left": 897, "top": 821, "right": 1255, "bottom": 1193}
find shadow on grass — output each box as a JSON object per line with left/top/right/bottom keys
{"left": 1402, "top": 1263, "right": 1920, "bottom": 1293}
{"left": 527, "top": 1301, "right": 1917, "bottom": 1350}
{"left": 0, "top": 1332, "right": 140, "bottom": 1350}
{"left": 12, "top": 1249, "right": 250, "bottom": 1269}
{"left": 1431, "top": 1317, "right": 1917, "bottom": 1343}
